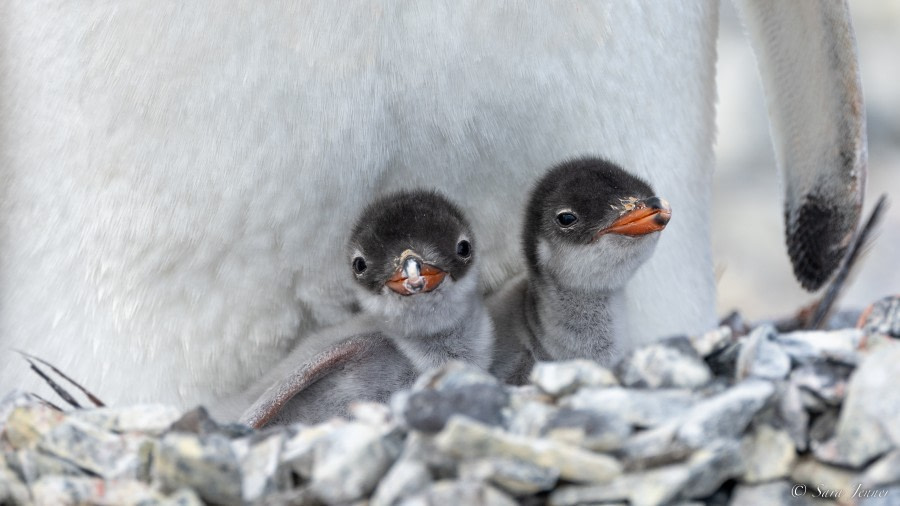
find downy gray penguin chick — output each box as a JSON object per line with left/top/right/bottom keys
{"left": 220, "top": 190, "right": 494, "bottom": 427}
{"left": 490, "top": 157, "right": 671, "bottom": 384}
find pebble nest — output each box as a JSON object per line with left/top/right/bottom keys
{"left": 2, "top": 297, "right": 899, "bottom": 506}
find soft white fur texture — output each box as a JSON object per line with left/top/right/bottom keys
{"left": 0, "top": 1, "right": 865, "bottom": 407}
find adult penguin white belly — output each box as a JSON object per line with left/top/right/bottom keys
{"left": 0, "top": 2, "right": 865, "bottom": 407}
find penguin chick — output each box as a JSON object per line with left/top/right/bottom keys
{"left": 221, "top": 190, "right": 494, "bottom": 427}
{"left": 489, "top": 157, "right": 671, "bottom": 383}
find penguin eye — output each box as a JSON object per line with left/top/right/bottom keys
{"left": 456, "top": 240, "right": 472, "bottom": 259}
{"left": 351, "top": 257, "right": 367, "bottom": 274}
{"left": 556, "top": 212, "right": 578, "bottom": 227}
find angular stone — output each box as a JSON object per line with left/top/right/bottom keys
{"left": 350, "top": 401, "right": 394, "bottom": 426}
{"left": 530, "top": 360, "right": 618, "bottom": 397}
{"left": 681, "top": 440, "right": 745, "bottom": 499}
{"left": 371, "top": 456, "right": 433, "bottom": 506}
{"left": 857, "top": 295, "right": 900, "bottom": 338}
{"left": 280, "top": 419, "right": 344, "bottom": 479}
{"left": 434, "top": 416, "right": 621, "bottom": 484}
{"left": 459, "top": 457, "right": 560, "bottom": 496}
{"left": 0, "top": 391, "right": 49, "bottom": 435}
{"left": 232, "top": 431, "right": 287, "bottom": 503}
{"left": 730, "top": 481, "right": 806, "bottom": 506}
{"left": 30, "top": 476, "right": 171, "bottom": 505}
{"left": 778, "top": 380, "right": 810, "bottom": 452}
{"left": 617, "top": 422, "right": 692, "bottom": 471}
{"left": 5, "top": 448, "right": 85, "bottom": 483}
{"left": 400, "top": 480, "right": 518, "bottom": 506}
{"left": 790, "top": 456, "right": 857, "bottom": 498}
{"left": 776, "top": 329, "right": 863, "bottom": 366}
{"left": 741, "top": 424, "right": 797, "bottom": 483}
{"left": 154, "top": 432, "right": 243, "bottom": 505}
{"left": 688, "top": 325, "right": 733, "bottom": 358}
{"left": 38, "top": 416, "right": 147, "bottom": 479}
{"left": 562, "top": 387, "right": 696, "bottom": 429}
{"left": 861, "top": 450, "right": 900, "bottom": 488}
{"left": 401, "top": 383, "right": 508, "bottom": 433}
{"left": 831, "top": 342, "right": 900, "bottom": 467}
{"left": 809, "top": 409, "right": 840, "bottom": 451}
{"left": 735, "top": 325, "right": 791, "bottom": 381}
{"left": 70, "top": 404, "right": 183, "bottom": 436}
{"left": 168, "top": 406, "right": 251, "bottom": 439}
{"left": 677, "top": 379, "right": 775, "bottom": 448}
{"left": 617, "top": 336, "right": 713, "bottom": 389}
{"left": 507, "top": 400, "right": 556, "bottom": 438}
{"left": 549, "top": 464, "right": 691, "bottom": 506}
{"left": 0, "top": 458, "right": 30, "bottom": 506}
{"left": 399, "top": 363, "right": 509, "bottom": 433}
{"left": 792, "top": 361, "right": 854, "bottom": 408}
{"left": 540, "top": 407, "right": 632, "bottom": 452}
{"left": 3, "top": 404, "right": 65, "bottom": 450}
{"left": 310, "top": 423, "right": 402, "bottom": 503}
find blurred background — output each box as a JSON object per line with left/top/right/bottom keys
{"left": 713, "top": 0, "right": 900, "bottom": 320}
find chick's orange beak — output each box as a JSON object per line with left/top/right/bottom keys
{"left": 385, "top": 252, "right": 447, "bottom": 296}
{"left": 595, "top": 196, "right": 672, "bottom": 239}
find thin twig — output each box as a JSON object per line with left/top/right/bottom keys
{"left": 16, "top": 350, "right": 106, "bottom": 408}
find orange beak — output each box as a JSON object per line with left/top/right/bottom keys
{"left": 385, "top": 252, "right": 447, "bottom": 296}
{"left": 595, "top": 196, "right": 672, "bottom": 240}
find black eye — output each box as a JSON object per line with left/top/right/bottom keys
{"left": 352, "top": 257, "right": 367, "bottom": 274}
{"left": 556, "top": 212, "right": 578, "bottom": 227}
{"left": 456, "top": 240, "right": 471, "bottom": 258}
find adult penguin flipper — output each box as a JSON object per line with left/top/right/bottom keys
{"left": 239, "top": 337, "right": 373, "bottom": 429}
{"left": 736, "top": 0, "right": 867, "bottom": 291}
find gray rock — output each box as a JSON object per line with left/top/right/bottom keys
{"left": 30, "top": 476, "right": 175, "bottom": 505}
{"left": 809, "top": 409, "right": 840, "bottom": 451}
{"left": 790, "top": 456, "right": 858, "bottom": 498}
{"left": 434, "top": 416, "right": 621, "bottom": 484}
{"left": 676, "top": 379, "right": 775, "bottom": 448}
{"left": 399, "top": 480, "right": 518, "bottom": 506}
{"left": 616, "top": 336, "right": 713, "bottom": 389}
{"left": 530, "top": 360, "right": 618, "bottom": 397}
{"left": 0, "top": 391, "right": 48, "bottom": 436}
{"left": 232, "top": 431, "right": 287, "bottom": 503}
{"left": 776, "top": 329, "right": 863, "bottom": 366}
{"left": 280, "top": 419, "right": 343, "bottom": 480}
{"left": 730, "top": 481, "right": 808, "bottom": 506}
{"left": 830, "top": 341, "right": 900, "bottom": 467}
{"left": 861, "top": 450, "right": 900, "bottom": 488}
{"left": 37, "top": 416, "right": 149, "bottom": 479}
{"left": 5, "top": 448, "right": 85, "bottom": 484}
{"left": 540, "top": 407, "right": 632, "bottom": 452}
{"left": 792, "top": 361, "right": 854, "bottom": 409}
{"left": 741, "top": 424, "right": 797, "bottom": 483}
{"left": 310, "top": 422, "right": 402, "bottom": 503}
{"left": 855, "top": 486, "right": 900, "bottom": 506}
{"left": 70, "top": 404, "right": 183, "bottom": 436}
{"left": 506, "top": 400, "right": 556, "bottom": 438}
{"left": 3, "top": 404, "right": 66, "bottom": 450}
{"left": 681, "top": 439, "right": 745, "bottom": 499}
{"left": 549, "top": 464, "right": 691, "bottom": 506}
{"left": 459, "top": 456, "right": 559, "bottom": 496}
{"left": 0, "top": 458, "right": 30, "bottom": 505}
{"left": 562, "top": 387, "right": 696, "bottom": 429}
{"left": 372, "top": 456, "right": 433, "bottom": 506}
{"left": 688, "top": 325, "right": 733, "bottom": 357}
{"left": 778, "top": 380, "right": 811, "bottom": 451}
{"left": 736, "top": 325, "right": 791, "bottom": 381}
{"left": 616, "top": 422, "right": 692, "bottom": 471}
{"left": 858, "top": 295, "right": 900, "bottom": 338}
{"left": 399, "top": 363, "right": 509, "bottom": 432}
{"left": 154, "top": 432, "right": 243, "bottom": 505}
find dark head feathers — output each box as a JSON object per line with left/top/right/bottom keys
{"left": 523, "top": 156, "right": 656, "bottom": 273}
{"left": 348, "top": 189, "right": 475, "bottom": 293}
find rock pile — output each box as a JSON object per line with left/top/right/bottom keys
{"left": 2, "top": 300, "right": 900, "bottom": 505}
